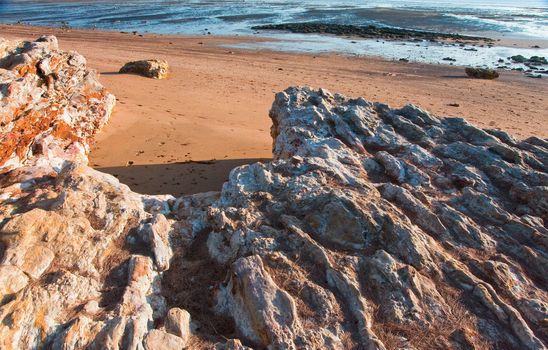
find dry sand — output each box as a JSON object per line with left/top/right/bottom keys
{"left": 1, "top": 25, "right": 547, "bottom": 196}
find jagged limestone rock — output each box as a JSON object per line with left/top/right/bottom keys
{"left": 0, "top": 35, "right": 115, "bottom": 172}
{"left": 0, "top": 37, "right": 546, "bottom": 350}
{"left": 0, "top": 37, "right": 173, "bottom": 350}
{"left": 199, "top": 87, "right": 546, "bottom": 349}
{"left": 216, "top": 255, "right": 302, "bottom": 348}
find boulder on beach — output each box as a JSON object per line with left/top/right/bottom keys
{"left": 119, "top": 59, "right": 169, "bottom": 79}
{"left": 1, "top": 36, "right": 547, "bottom": 350}
{"left": 465, "top": 67, "right": 500, "bottom": 79}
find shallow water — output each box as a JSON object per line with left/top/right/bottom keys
{"left": 225, "top": 33, "right": 548, "bottom": 70}
{"left": 1, "top": 0, "right": 547, "bottom": 39}
{"left": 1, "top": 0, "right": 547, "bottom": 67}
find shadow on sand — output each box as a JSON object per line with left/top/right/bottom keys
{"left": 95, "top": 158, "right": 272, "bottom": 197}
{"left": 440, "top": 75, "right": 472, "bottom": 79}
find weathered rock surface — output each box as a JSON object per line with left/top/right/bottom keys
{"left": 119, "top": 59, "right": 169, "bottom": 79}
{"left": 165, "top": 307, "right": 192, "bottom": 344}
{"left": 1, "top": 36, "right": 547, "bottom": 350}
{"left": 0, "top": 36, "right": 175, "bottom": 350}
{"left": 465, "top": 67, "right": 500, "bottom": 79}
{"left": 0, "top": 35, "right": 115, "bottom": 172}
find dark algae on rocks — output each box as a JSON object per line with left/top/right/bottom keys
{"left": 253, "top": 22, "right": 494, "bottom": 43}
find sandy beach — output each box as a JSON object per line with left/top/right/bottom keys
{"left": 1, "top": 24, "right": 546, "bottom": 196}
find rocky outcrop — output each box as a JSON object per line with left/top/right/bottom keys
{"left": 119, "top": 59, "right": 169, "bottom": 79}
{"left": 1, "top": 37, "right": 547, "bottom": 350}
{"left": 253, "top": 23, "right": 492, "bottom": 43}
{"left": 0, "top": 35, "right": 115, "bottom": 172}
{"left": 197, "top": 87, "right": 547, "bottom": 349}
{"left": 0, "top": 36, "right": 176, "bottom": 350}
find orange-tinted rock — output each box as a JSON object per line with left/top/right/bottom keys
{"left": 0, "top": 35, "right": 115, "bottom": 172}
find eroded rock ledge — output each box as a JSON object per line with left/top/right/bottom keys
{"left": 0, "top": 36, "right": 546, "bottom": 350}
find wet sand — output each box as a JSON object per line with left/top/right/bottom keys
{"left": 1, "top": 24, "right": 546, "bottom": 196}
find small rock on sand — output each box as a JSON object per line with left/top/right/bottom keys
{"left": 465, "top": 67, "right": 499, "bottom": 80}
{"left": 119, "top": 59, "right": 169, "bottom": 79}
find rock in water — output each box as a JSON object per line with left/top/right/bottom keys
{"left": 119, "top": 59, "right": 169, "bottom": 79}
{"left": 511, "top": 55, "right": 548, "bottom": 65}
{"left": 1, "top": 36, "right": 547, "bottom": 350}
{"left": 465, "top": 67, "right": 500, "bottom": 79}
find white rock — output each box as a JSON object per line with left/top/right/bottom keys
{"left": 144, "top": 329, "right": 185, "bottom": 350}
{"left": 165, "top": 308, "right": 191, "bottom": 345}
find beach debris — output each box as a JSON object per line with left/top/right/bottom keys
{"left": 448, "top": 102, "right": 460, "bottom": 107}
{"left": 442, "top": 57, "right": 456, "bottom": 62}
{"left": 119, "top": 59, "right": 169, "bottom": 79}
{"left": 1, "top": 36, "right": 547, "bottom": 350}
{"left": 465, "top": 67, "right": 500, "bottom": 79}
{"left": 399, "top": 58, "right": 409, "bottom": 62}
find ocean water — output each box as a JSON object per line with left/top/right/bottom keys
{"left": 1, "top": 0, "right": 547, "bottom": 68}
{"left": 0, "top": 0, "right": 547, "bottom": 40}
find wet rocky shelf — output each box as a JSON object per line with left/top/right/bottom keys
{"left": 252, "top": 22, "right": 494, "bottom": 43}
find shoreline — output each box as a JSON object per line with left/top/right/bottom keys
{"left": 2, "top": 22, "right": 547, "bottom": 49}
{"left": 3, "top": 23, "right": 547, "bottom": 73}
{"left": 1, "top": 24, "right": 546, "bottom": 196}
